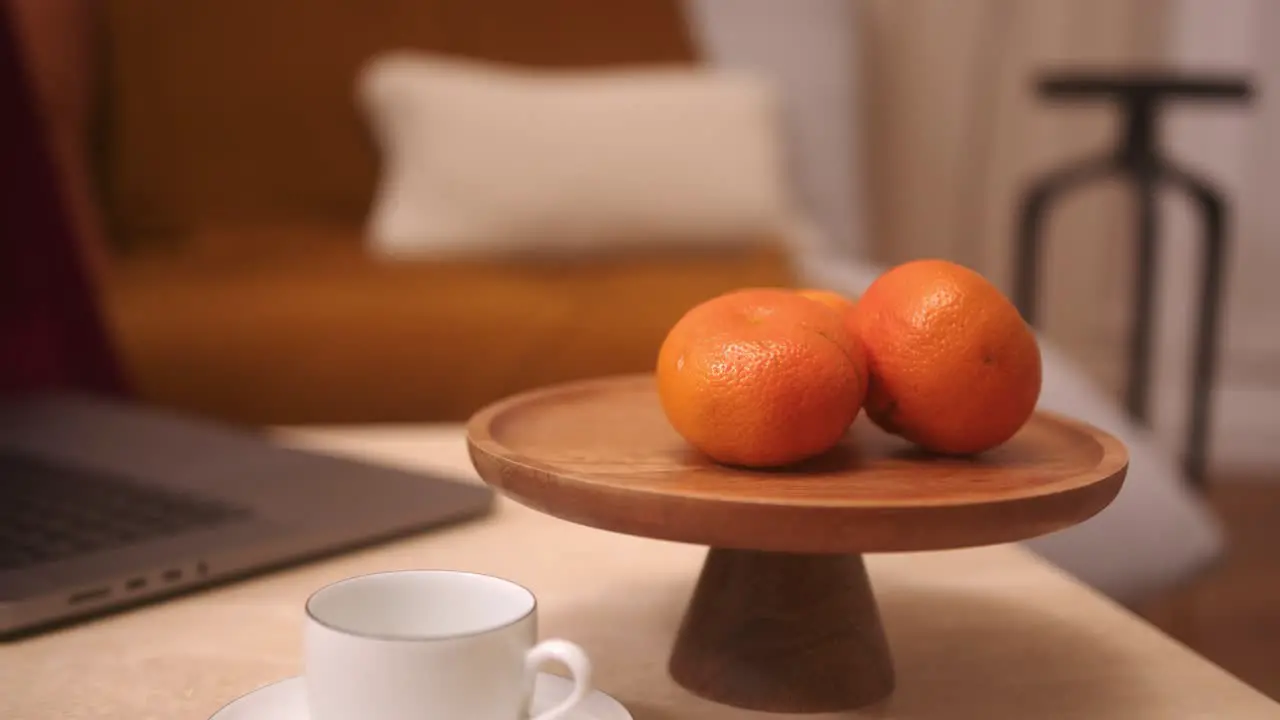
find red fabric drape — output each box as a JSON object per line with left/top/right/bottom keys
{"left": 0, "top": 3, "right": 128, "bottom": 398}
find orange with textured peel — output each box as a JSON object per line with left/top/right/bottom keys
{"left": 851, "top": 259, "right": 1042, "bottom": 455}
{"left": 796, "top": 288, "right": 860, "bottom": 336}
{"left": 796, "top": 288, "right": 858, "bottom": 315}
{"left": 656, "top": 288, "right": 867, "bottom": 468}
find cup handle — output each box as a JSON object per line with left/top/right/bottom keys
{"left": 524, "top": 638, "right": 593, "bottom": 720}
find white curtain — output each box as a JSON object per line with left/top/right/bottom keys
{"left": 856, "top": 0, "right": 1172, "bottom": 398}
{"left": 687, "top": 0, "right": 1278, "bottom": 472}
{"left": 684, "top": 0, "right": 870, "bottom": 262}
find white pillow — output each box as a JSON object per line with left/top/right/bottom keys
{"left": 356, "top": 53, "right": 801, "bottom": 259}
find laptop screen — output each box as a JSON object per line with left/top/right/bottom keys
{"left": 0, "top": 6, "right": 128, "bottom": 401}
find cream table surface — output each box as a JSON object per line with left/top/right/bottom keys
{"left": 3, "top": 424, "right": 1278, "bottom": 720}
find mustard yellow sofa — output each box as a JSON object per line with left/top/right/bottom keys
{"left": 15, "top": 0, "right": 795, "bottom": 426}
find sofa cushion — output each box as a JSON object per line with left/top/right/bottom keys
{"left": 358, "top": 53, "right": 799, "bottom": 260}
{"left": 100, "top": 229, "right": 795, "bottom": 425}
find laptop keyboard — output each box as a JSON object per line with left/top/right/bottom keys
{"left": 0, "top": 451, "right": 250, "bottom": 571}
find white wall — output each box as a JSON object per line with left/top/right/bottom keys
{"left": 1160, "top": 0, "right": 1280, "bottom": 475}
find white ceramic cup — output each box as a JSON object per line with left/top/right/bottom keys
{"left": 304, "top": 570, "right": 592, "bottom": 720}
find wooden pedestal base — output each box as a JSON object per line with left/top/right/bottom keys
{"left": 668, "top": 548, "right": 895, "bottom": 713}
{"left": 468, "top": 376, "right": 1130, "bottom": 711}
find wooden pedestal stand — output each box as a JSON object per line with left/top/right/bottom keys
{"left": 467, "top": 375, "right": 1128, "bottom": 714}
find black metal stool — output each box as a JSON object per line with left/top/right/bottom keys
{"left": 1014, "top": 72, "right": 1253, "bottom": 489}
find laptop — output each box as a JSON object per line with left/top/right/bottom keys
{"left": 0, "top": 28, "right": 493, "bottom": 639}
{"left": 0, "top": 396, "right": 495, "bottom": 639}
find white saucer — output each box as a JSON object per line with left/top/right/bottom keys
{"left": 209, "top": 672, "right": 632, "bottom": 720}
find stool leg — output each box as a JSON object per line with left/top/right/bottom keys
{"left": 1014, "top": 157, "right": 1117, "bottom": 326}
{"left": 1128, "top": 166, "right": 1160, "bottom": 424}
{"left": 1161, "top": 164, "right": 1228, "bottom": 489}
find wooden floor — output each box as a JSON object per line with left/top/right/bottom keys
{"left": 1136, "top": 479, "right": 1280, "bottom": 701}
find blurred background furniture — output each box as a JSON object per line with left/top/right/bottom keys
{"left": 1015, "top": 72, "right": 1254, "bottom": 489}
{"left": 0, "top": 3, "right": 129, "bottom": 401}
{"left": 14, "top": 0, "right": 796, "bottom": 428}
{"left": 5, "top": 0, "right": 1228, "bottom": 612}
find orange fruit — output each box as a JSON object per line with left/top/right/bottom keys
{"left": 851, "top": 259, "right": 1042, "bottom": 455}
{"left": 796, "top": 288, "right": 857, "bottom": 314}
{"left": 796, "top": 288, "right": 859, "bottom": 336}
{"left": 657, "top": 288, "right": 867, "bottom": 468}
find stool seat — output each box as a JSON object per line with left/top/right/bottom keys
{"left": 1038, "top": 72, "right": 1252, "bottom": 101}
